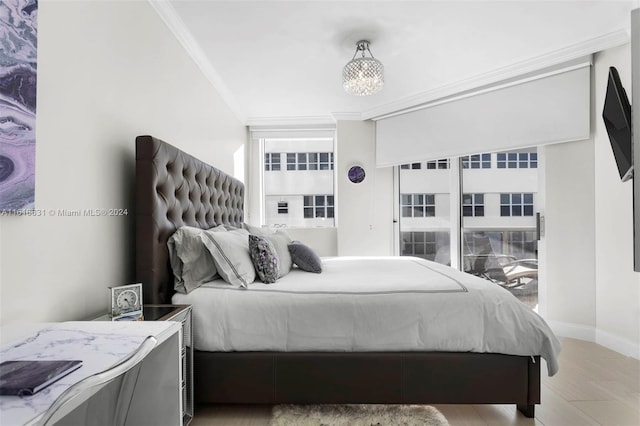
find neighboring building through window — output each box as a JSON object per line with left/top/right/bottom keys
{"left": 303, "top": 195, "right": 334, "bottom": 219}
{"left": 402, "top": 231, "right": 436, "bottom": 257}
{"left": 287, "top": 152, "right": 334, "bottom": 171}
{"left": 462, "top": 193, "right": 484, "bottom": 217}
{"left": 400, "top": 162, "right": 423, "bottom": 170}
{"left": 426, "top": 159, "right": 449, "bottom": 169}
{"left": 497, "top": 152, "right": 537, "bottom": 169}
{"left": 265, "top": 152, "right": 281, "bottom": 171}
{"left": 401, "top": 194, "right": 435, "bottom": 218}
{"left": 401, "top": 231, "right": 450, "bottom": 262}
{"left": 462, "top": 153, "right": 491, "bottom": 169}
{"left": 500, "top": 193, "right": 534, "bottom": 216}
{"left": 259, "top": 131, "right": 335, "bottom": 227}
{"left": 400, "top": 160, "right": 449, "bottom": 170}
{"left": 277, "top": 202, "right": 288, "bottom": 214}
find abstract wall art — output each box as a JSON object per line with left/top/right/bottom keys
{"left": 0, "top": 0, "right": 38, "bottom": 211}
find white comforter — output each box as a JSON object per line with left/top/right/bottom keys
{"left": 173, "top": 256, "right": 561, "bottom": 375}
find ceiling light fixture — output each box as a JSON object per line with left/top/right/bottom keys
{"left": 342, "top": 40, "right": 384, "bottom": 96}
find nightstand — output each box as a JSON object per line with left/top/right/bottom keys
{"left": 144, "top": 305, "right": 193, "bottom": 426}
{"left": 93, "top": 304, "right": 193, "bottom": 426}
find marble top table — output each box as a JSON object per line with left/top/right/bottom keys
{"left": 0, "top": 321, "right": 180, "bottom": 426}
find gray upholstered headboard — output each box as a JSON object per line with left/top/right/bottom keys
{"left": 135, "top": 135, "right": 244, "bottom": 304}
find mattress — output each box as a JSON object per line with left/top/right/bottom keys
{"left": 172, "top": 256, "right": 561, "bottom": 375}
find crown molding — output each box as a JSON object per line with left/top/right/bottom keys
{"left": 246, "top": 115, "right": 336, "bottom": 128}
{"left": 148, "top": 0, "right": 246, "bottom": 123}
{"left": 363, "top": 29, "right": 630, "bottom": 120}
{"left": 331, "top": 112, "right": 364, "bottom": 121}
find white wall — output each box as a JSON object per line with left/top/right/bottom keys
{"left": 0, "top": 1, "right": 245, "bottom": 324}
{"left": 593, "top": 44, "right": 640, "bottom": 357}
{"left": 544, "top": 43, "right": 640, "bottom": 358}
{"left": 336, "top": 121, "right": 394, "bottom": 256}
{"left": 544, "top": 139, "right": 597, "bottom": 336}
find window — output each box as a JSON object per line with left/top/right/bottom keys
{"left": 317, "top": 152, "right": 334, "bottom": 170}
{"left": 401, "top": 194, "right": 435, "bottom": 217}
{"left": 400, "top": 162, "right": 423, "bottom": 170}
{"left": 500, "top": 193, "right": 534, "bottom": 216}
{"left": 497, "top": 152, "right": 537, "bottom": 169}
{"left": 462, "top": 193, "right": 484, "bottom": 217}
{"left": 402, "top": 231, "right": 434, "bottom": 257}
{"left": 401, "top": 231, "right": 450, "bottom": 261}
{"left": 304, "top": 195, "right": 334, "bottom": 219}
{"left": 426, "top": 159, "right": 449, "bottom": 169}
{"left": 259, "top": 132, "right": 335, "bottom": 227}
{"left": 264, "top": 153, "right": 281, "bottom": 171}
{"left": 287, "top": 152, "right": 334, "bottom": 171}
{"left": 462, "top": 153, "right": 491, "bottom": 169}
{"left": 507, "top": 230, "right": 537, "bottom": 258}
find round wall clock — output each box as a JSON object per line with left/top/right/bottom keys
{"left": 347, "top": 165, "right": 366, "bottom": 184}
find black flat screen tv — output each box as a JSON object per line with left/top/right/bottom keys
{"left": 602, "top": 66, "right": 633, "bottom": 182}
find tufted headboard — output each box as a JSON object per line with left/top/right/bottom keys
{"left": 135, "top": 135, "right": 244, "bottom": 304}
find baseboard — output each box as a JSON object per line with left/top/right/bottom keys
{"left": 547, "top": 320, "right": 596, "bottom": 342}
{"left": 547, "top": 320, "right": 640, "bottom": 360}
{"left": 596, "top": 329, "right": 640, "bottom": 360}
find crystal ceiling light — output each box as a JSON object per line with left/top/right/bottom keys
{"left": 342, "top": 40, "right": 384, "bottom": 96}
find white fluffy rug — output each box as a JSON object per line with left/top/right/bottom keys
{"left": 270, "top": 404, "right": 449, "bottom": 426}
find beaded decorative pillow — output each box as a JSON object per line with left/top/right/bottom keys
{"left": 248, "top": 235, "right": 280, "bottom": 283}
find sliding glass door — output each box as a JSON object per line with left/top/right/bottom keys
{"left": 398, "top": 148, "right": 540, "bottom": 310}
{"left": 461, "top": 149, "right": 539, "bottom": 309}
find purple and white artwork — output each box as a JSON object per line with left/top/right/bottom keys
{"left": 0, "top": 0, "right": 37, "bottom": 211}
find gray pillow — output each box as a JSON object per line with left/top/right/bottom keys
{"left": 200, "top": 228, "right": 255, "bottom": 288}
{"left": 168, "top": 225, "right": 226, "bottom": 294}
{"left": 248, "top": 235, "right": 280, "bottom": 283}
{"left": 288, "top": 241, "right": 322, "bottom": 273}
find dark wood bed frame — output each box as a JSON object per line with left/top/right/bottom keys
{"left": 135, "top": 135, "right": 540, "bottom": 417}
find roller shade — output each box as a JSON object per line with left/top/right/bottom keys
{"left": 375, "top": 64, "right": 591, "bottom": 167}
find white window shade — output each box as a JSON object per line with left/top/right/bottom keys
{"left": 375, "top": 64, "right": 591, "bottom": 167}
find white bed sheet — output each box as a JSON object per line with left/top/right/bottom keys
{"left": 172, "top": 256, "right": 561, "bottom": 375}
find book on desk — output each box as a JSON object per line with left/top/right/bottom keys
{"left": 0, "top": 360, "right": 82, "bottom": 396}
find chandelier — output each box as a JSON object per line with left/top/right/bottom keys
{"left": 342, "top": 40, "right": 384, "bottom": 96}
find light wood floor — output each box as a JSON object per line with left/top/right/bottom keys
{"left": 191, "top": 338, "right": 640, "bottom": 425}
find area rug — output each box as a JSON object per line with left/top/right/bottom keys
{"left": 270, "top": 404, "right": 449, "bottom": 426}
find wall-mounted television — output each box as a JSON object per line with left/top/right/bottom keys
{"left": 602, "top": 66, "right": 633, "bottom": 182}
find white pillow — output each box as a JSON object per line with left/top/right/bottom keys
{"left": 200, "top": 228, "right": 255, "bottom": 288}
{"left": 168, "top": 225, "right": 226, "bottom": 294}
{"left": 262, "top": 232, "right": 293, "bottom": 277}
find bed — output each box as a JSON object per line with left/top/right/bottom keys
{"left": 135, "top": 135, "right": 560, "bottom": 418}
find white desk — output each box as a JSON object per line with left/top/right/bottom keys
{"left": 0, "top": 321, "right": 181, "bottom": 426}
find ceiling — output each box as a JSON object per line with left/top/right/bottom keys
{"left": 154, "top": 1, "right": 637, "bottom": 125}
